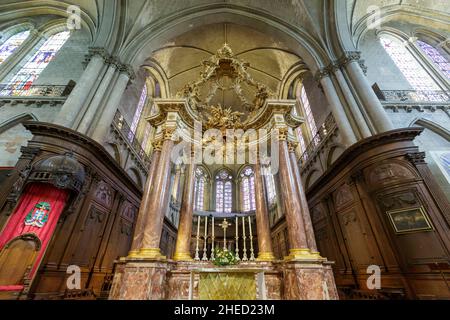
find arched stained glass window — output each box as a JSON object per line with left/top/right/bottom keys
{"left": 194, "top": 167, "right": 207, "bottom": 211}
{"left": 129, "top": 84, "right": 147, "bottom": 140}
{"left": 380, "top": 36, "right": 444, "bottom": 101}
{"left": 216, "top": 170, "right": 232, "bottom": 213}
{"left": 263, "top": 166, "right": 277, "bottom": 205}
{"left": 2, "top": 31, "right": 70, "bottom": 96}
{"left": 240, "top": 167, "right": 255, "bottom": 212}
{"left": 0, "top": 30, "right": 30, "bottom": 65}
{"left": 417, "top": 40, "right": 450, "bottom": 79}
{"left": 295, "top": 86, "right": 318, "bottom": 152}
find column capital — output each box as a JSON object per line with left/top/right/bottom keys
{"left": 162, "top": 127, "right": 177, "bottom": 141}
{"left": 406, "top": 152, "right": 427, "bottom": 165}
{"left": 277, "top": 127, "right": 289, "bottom": 141}
{"left": 337, "top": 51, "right": 368, "bottom": 75}
{"left": 287, "top": 141, "right": 298, "bottom": 153}
{"left": 152, "top": 139, "right": 163, "bottom": 151}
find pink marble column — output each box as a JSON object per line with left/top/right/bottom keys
{"left": 254, "top": 158, "right": 275, "bottom": 261}
{"left": 173, "top": 154, "right": 196, "bottom": 261}
{"left": 128, "top": 142, "right": 161, "bottom": 257}
{"left": 137, "top": 129, "right": 176, "bottom": 259}
{"left": 288, "top": 142, "right": 319, "bottom": 254}
{"left": 277, "top": 129, "right": 317, "bottom": 260}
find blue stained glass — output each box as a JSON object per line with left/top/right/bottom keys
{"left": 2, "top": 31, "right": 70, "bottom": 96}
{"left": 417, "top": 40, "right": 450, "bottom": 79}
{"left": 0, "top": 30, "right": 30, "bottom": 65}
{"left": 380, "top": 36, "right": 441, "bottom": 98}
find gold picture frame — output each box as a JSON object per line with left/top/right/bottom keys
{"left": 387, "top": 207, "right": 433, "bottom": 234}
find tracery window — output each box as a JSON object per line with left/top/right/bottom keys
{"left": 194, "top": 167, "right": 207, "bottom": 211}
{"left": 295, "top": 86, "right": 317, "bottom": 152}
{"left": 215, "top": 170, "right": 233, "bottom": 213}
{"left": 240, "top": 167, "right": 255, "bottom": 212}
{"left": 380, "top": 36, "right": 444, "bottom": 101}
{"left": 2, "top": 31, "right": 70, "bottom": 95}
{"left": 129, "top": 84, "right": 147, "bottom": 140}
{"left": 263, "top": 166, "right": 277, "bottom": 205}
{"left": 417, "top": 40, "right": 450, "bottom": 79}
{"left": 0, "top": 30, "right": 30, "bottom": 65}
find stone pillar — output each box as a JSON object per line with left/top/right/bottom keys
{"left": 254, "top": 158, "right": 275, "bottom": 261}
{"left": 54, "top": 48, "right": 106, "bottom": 128}
{"left": 128, "top": 142, "right": 162, "bottom": 257}
{"left": 91, "top": 68, "right": 133, "bottom": 143}
{"left": 277, "top": 128, "right": 314, "bottom": 259}
{"left": 333, "top": 68, "right": 372, "bottom": 138}
{"left": 288, "top": 142, "right": 319, "bottom": 254}
{"left": 173, "top": 153, "right": 196, "bottom": 261}
{"left": 76, "top": 63, "right": 116, "bottom": 134}
{"left": 137, "top": 128, "right": 176, "bottom": 259}
{"left": 317, "top": 72, "right": 358, "bottom": 146}
{"left": 341, "top": 52, "right": 394, "bottom": 133}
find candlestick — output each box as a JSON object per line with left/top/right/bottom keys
{"left": 235, "top": 216, "right": 240, "bottom": 261}
{"left": 242, "top": 216, "right": 248, "bottom": 261}
{"left": 202, "top": 216, "right": 208, "bottom": 261}
{"left": 248, "top": 216, "right": 255, "bottom": 261}
{"left": 194, "top": 216, "right": 200, "bottom": 261}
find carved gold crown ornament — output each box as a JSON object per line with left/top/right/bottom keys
{"left": 177, "top": 43, "right": 274, "bottom": 130}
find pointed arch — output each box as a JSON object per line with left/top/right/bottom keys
{"left": 0, "top": 113, "right": 38, "bottom": 135}
{"left": 409, "top": 118, "right": 450, "bottom": 142}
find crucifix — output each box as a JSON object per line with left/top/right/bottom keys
{"left": 218, "top": 218, "right": 232, "bottom": 250}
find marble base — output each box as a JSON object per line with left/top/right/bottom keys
{"left": 283, "top": 260, "right": 339, "bottom": 300}
{"left": 108, "top": 259, "right": 338, "bottom": 300}
{"left": 109, "top": 259, "right": 168, "bottom": 300}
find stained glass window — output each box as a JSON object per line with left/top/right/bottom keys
{"left": 380, "top": 36, "right": 443, "bottom": 101}
{"left": 241, "top": 167, "right": 255, "bottom": 212}
{"left": 216, "top": 170, "right": 232, "bottom": 213}
{"left": 0, "top": 30, "right": 30, "bottom": 65}
{"left": 194, "top": 167, "right": 207, "bottom": 211}
{"left": 295, "top": 86, "right": 317, "bottom": 152}
{"left": 129, "top": 84, "right": 147, "bottom": 140}
{"left": 2, "top": 31, "right": 70, "bottom": 96}
{"left": 264, "top": 166, "right": 277, "bottom": 205}
{"left": 417, "top": 40, "right": 450, "bottom": 79}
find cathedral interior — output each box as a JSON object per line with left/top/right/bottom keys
{"left": 0, "top": 0, "right": 449, "bottom": 300}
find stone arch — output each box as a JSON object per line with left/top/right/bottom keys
{"left": 127, "top": 167, "right": 143, "bottom": 189}
{"left": 409, "top": 118, "right": 450, "bottom": 142}
{"left": 0, "top": 114, "right": 36, "bottom": 167}
{"left": 105, "top": 142, "right": 122, "bottom": 166}
{"left": 0, "top": 1, "right": 96, "bottom": 40}
{"left": 326, "top": 143, "right": 346, "bottom": 169}
{"left": 120, "top": 4, "right": 332, "bottom": 74}
{"left": 305, "top": 169, "right": 321, "bottom": 190}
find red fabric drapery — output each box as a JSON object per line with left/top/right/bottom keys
{"left": 0, "top": 182, "right": 69, "bottom": 278}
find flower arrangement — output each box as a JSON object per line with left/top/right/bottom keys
{"left": 212, "top": 248, "right": 238, "bottom": 266}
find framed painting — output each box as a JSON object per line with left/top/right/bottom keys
{"left": 387, "top": 207, "right": 433, "bottom": 234}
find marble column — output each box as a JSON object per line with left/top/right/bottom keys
{"left": 288, "top": 142, "right": 319, "bottom": 255}
{"left": 254, "top": 158, "right": 275, "bottom": 261}
{"left": 318, "top": 73, "right": 358, "bottom": 146}
{"left": 277, "top": 128, "right": 316, "bottom": 260}
{"left": 173, "top": 153, "right": 196, "bottom": 261}
{"left": 54, "top": 48, "right": 106, "bottom": 128}
{"left": 91, "top": 69, "right": 132, "bottom": 143}
{"left": 137, "top": 129, "right": 176, "bottom": 259}
{"left": 128, "top": 142, "right": 162, "bottom": 257}
{"left": 341, "top": 52, "right": 394, "bottom": 133}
